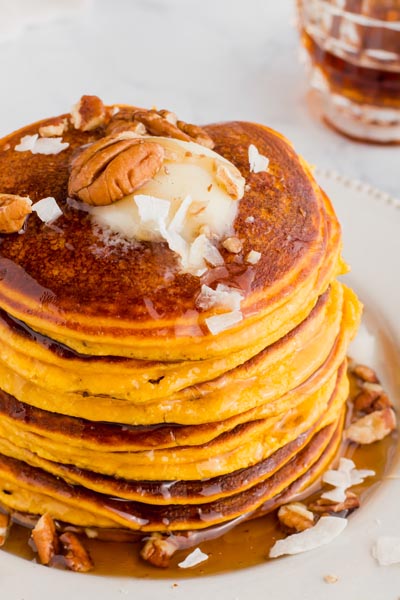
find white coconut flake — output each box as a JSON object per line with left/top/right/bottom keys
{"left": 15, "top": 134, "right": 69, "bottom": 155}
{"left": 168, "top": 195, "right": 193, "bottom": 232}
{"left": 321, "top": 458, "right": 375, "bottom": 503}
{"left": 197, "top": 284, "right": 244, "bottom": 312}
{"left": 205, "top": 310, "right": 243, "bottom": 335}
{"left": 246, "top": 250, "right": 261, "bottom": 264}
{"left": 248, "top": 144, "right": 269, "bottom": 174}
{"left": 134, "top": 194, "right": 170, "bottom": 231}
{"left": 178, "top": 547, "right": 208, "bottom": 569}
{"left": 32, "top": 197, "right": 62, "bottom": 223}
{"left": 372, "top": 537, "right": 400, "bottom": 566}
{"left": 269, "top": 516, "right": 347, "bottom": 558}
{"left": 188, "top": 234, "right": 224, "bottom": 271}
{"left": 245, "top": 215, "right": 255, "bottom": 224}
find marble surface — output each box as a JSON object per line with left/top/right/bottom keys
{"left": 0, "top": 0, "right": 398, "bottom": 198}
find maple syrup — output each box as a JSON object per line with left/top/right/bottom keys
{"left": 298, "top": 0, "right": 400, "bottom": 142}
{"left": 1, "top": 377, "right": 397, "bottom": 579}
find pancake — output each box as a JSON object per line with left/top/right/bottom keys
{"left": 0, "top": 99, "right": 362, "bottom": 561}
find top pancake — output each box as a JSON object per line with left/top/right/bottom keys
{"left": 0, "top": 112, "right": 342, "bottom": 359}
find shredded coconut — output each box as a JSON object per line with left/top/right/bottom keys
{"left": 321, "top": 458, "right": 375, "bottom": 503}
{"left": 205, "top": 310, "right": 243, "bottom": 335}
{"left": 246, "top": 250, "right": 261, "bottom": 264}
{"left": 197, "top": 283, "right": 243, "bottom": 312}
{"left": 372, "top": 537, "right": 400, "bottom": 566}
{"left": 269, "top": 516, "right": 347, "bottom": 558}
{"left": 178, "top": 547, "right": 208, "bottom": 569}
{"left": 15, "top": 134, "right": 69, "bottom": 155}
{"left": 248, "top": 144, "right": 269, "bottom": 173}
{"left": 32, "top": 197, "right": 62, "bottom": 223}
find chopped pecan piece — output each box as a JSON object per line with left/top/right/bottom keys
{"left": 68, "top": 133, "right": 164, "bottom": 205}
{"left": 215, "top": 163, "right": 245, "bottom": 200}
{"left": 0, "top": 193, "right": 32, "bottom": 233}
{"left": 31, "top": 513, "right": 60, "bottom": 565}
{"left": 59, "top": 532, "right": 93, "bottom": 572}
{"left": 222, "top": 236, "right": 243, "bottom": 253}
{"left": 0, "top": 512, "right": 11, "bottom": 547}
{"left": 309, "top": 491, "right": 360, "bottom": 515}
{"left": 346, "top": 408, "right": 397, "bottom": 444}
{"left": 71, "top": 95, "right": 107, "bottom": 132}
{"left": 39, "top": 118, "right": 68, "bottom": 138}
{"left": 353, "top": 389, "right": 391, "bottom": 414}
{"left": 140, "top": 533, "right": 179, "bottom": 568}
{"left": 277, "top": 502, "right": 314, "bottom": 532}
{"left": 351, "top": 363, "right": 379, "bottom": 383}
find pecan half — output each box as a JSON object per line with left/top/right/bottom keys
{"left": 277, "top": 502, "right": 314, "bottom": 532}
{"left": 68, "top": 133, "right": 164, "bottom": 205}
{"left": 140, "top": 533, "right": 179, "bottom": 568}
{"left": 346, "top": 408, "right": 397, "bottom": 444}
{"left": 0, "top": 512, "right": 11, "bottom": 547}
{"left": 59, "top": 532, "right": 93, "bottom": 572}
{"left": 71, "top": 95, "right": 107, "bottom": 132}
{"left": 31, "top": 513, "right": 60, "bottom": 565}
{"left": 308, "top": 491, "right": 360, "bottom": 515}
{"left": 0, "top": 193, "right": 32, "bottom": 233}
{"left": 106, "top": 107, "right": 215, "bottom": 149}
{"left": 176, "top": 120, "right": 214, "bottom": 149}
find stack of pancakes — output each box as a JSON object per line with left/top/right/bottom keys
{"left": 0, "top": 110, "right": 361, "bottom": 538}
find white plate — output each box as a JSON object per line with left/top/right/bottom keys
{"left": 1, "top": 171, "right": 400, "bottom": 599}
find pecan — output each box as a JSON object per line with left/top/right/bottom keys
{"left": 351, "top": 363, "right": 379, "bottom": 383}
{"left": 70, "top": 95, "right": 107, "bottom": 132}
{"left": 353, "top": 389, "right": 391, "bottom": 414}
{"left": 176, "top": 120, "right": 215, "bottom": 149}
{"left": 222, "top": 236, "right": 243, "bottom": 253}
{"left": 0, "top": 512, "right": 11, "bottom": 547}
{"left": 215, "top": 163, "right": 245, "bottom": 200}
{"left": 0, "top": 193, "right": 32, "bottom": 233}
{"left": 68, "top": 133, "right": 164, "bottom": 205}
{"left": 59, "top": 532, "right": 93, "bottom": 572}
{"left": 31, "top": 513, "right": 60, "bottom": 565}
{"left": 39, "top": 118, "right": 68, "bottom": 138}
{"left": 140, "top": 533, "right": 179, "bottom": 568}
{"left": 277, "top": 502, "right": 314, "bottom": 532}
{"left": 106, "top": 107, "right": 215, "bottom": 149}
{"left": 346, "top": 408, "right": 397, "bottom": 444}
{"left": 134, "top": 110, "right": 193, "bottom": 143}
{"left": 309, "top": 491, "right": 360, "bottom": 515}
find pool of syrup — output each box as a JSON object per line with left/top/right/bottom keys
{"left": 2, "top": 408, "right": 397, "bottom": 579}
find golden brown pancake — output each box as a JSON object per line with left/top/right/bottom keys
{"left": 0, "top": 102, "right": 361, "bottom": 546}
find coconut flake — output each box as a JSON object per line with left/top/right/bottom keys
{"left": 15, "top": 134, "right": 69, "bottom": 155}
{"left": 245, "top": 215, "right": 255, "bottom": 224}
{"left": 205, "top": 310, "right": 243, "bottom": 335}
{"left": 197, "top": 284, "right": 243, "bottom": 312}
{"left": 321, "top": 458, "right": 375, "bottom": 503}
{"left": 269, "top": 516, "right": 347, "bottom": 558}
{"left": 134, "top": 194, "right": 170, "bottom": 231}
{"left": 246, "top": 250, "right": 261, "bottom": 264}
{"left": 178, "top": 547, "right": 208, "bottom": 569}
{"left": 372, "top": 537, "right": 400, "bottom": 566}
{"left": 168, "top": 195, "right": 193, "bottom": 232}
{"left": 188, "top": 234, "right": 224, "bottom": 271}
{"left": 32, "top": 197, "right": 62, "bottom": 223}
{"left": 248, "top": 144, "right": 269, "bottom": 174}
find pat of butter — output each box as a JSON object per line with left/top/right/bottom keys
{"left": 90, "top": 137, "right": 243, "bottom": 273}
